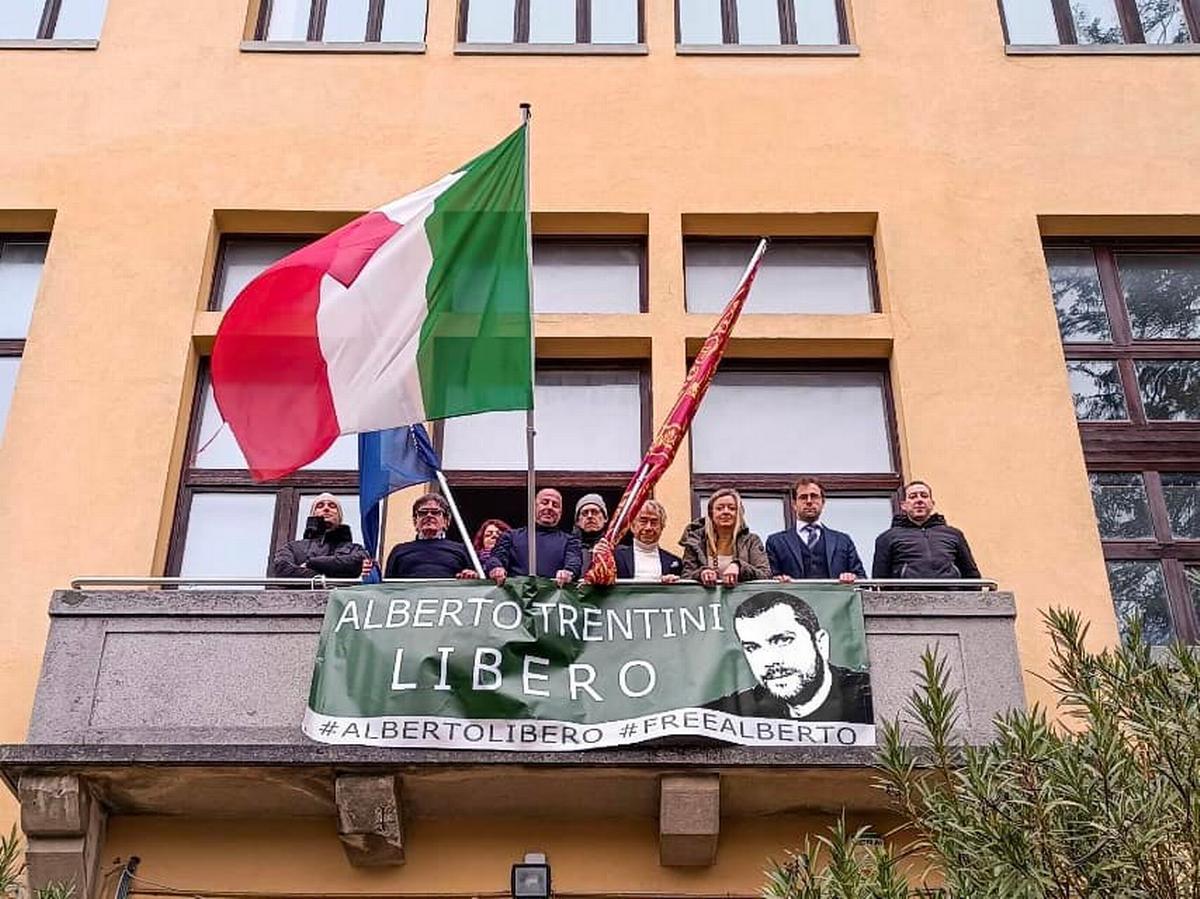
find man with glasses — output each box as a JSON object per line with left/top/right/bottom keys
{"left": 573, "top": 493, "right": 609, "bottom": 572}
{"left": 766, "top": 477, "right": 866, "bottom": 584}
{"left": 382, "top": 493, "right": 476, "bottom": 579}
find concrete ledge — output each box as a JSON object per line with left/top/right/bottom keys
{"left": 676, "top": 43, "right": 859, "bottom": 56}
{"left": 659, "top": 774, "right": 719, "bottom": 866}
{"left": 19, "top": 776, "right": 106, "bottom": 898}
{"left": 454, "top": 42, "right": 647, "bottom": 55}
{"left": 336, "top": 775, "right": 404, "bottom": 866}
{"left": 240, "top": 40, "right": 425, "bottom": 54}
{"left": 0, "top": 39, "right": 98, "bottom": 50}
{"left": 1006, "top": 43, "right": 1200, "bottom": 55}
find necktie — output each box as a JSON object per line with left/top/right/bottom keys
{"left": 804, "top": 526, "right": 819, "bottom": 549}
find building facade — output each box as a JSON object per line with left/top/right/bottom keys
{"left": 1, "top": 0, "right": 1199, "bottom": 894}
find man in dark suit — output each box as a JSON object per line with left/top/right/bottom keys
{"left": 766, "top": 477, "right": 866, "bottom": 584}
{"left": 706, "top": 591, "right": 873, "bottom": 723}
{"left": 613, "top": 499, "right": 683, "bottom": 582}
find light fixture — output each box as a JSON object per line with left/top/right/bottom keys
{"left": 511, "top": 852, "right": 550, "bottom": 899}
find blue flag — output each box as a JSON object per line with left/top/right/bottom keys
{"left": 359, "top": 424, "right": 442, "bottom": 582}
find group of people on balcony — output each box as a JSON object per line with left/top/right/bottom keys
{"left": 272, "top": 478, "right": 980, "bottom": 585}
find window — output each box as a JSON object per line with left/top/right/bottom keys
{"left": 533, "top": 238, "right": 645, "bottom": 313}
{"left": 1046, "top": 241, "right": 1200, "bottom": 642}
{"left": 689, "top": 365, "right": 900, "bottom": 555}
{"left": 0, "top": 0, "right": 108, "bottom": 39}
{"left": 684, "top": 239, "right": 876, "bottom": 314}
{"left": 460, "top": 0, "right": 643, "bottom": 45}
{"left": 0, "top": 236, "right": 48, "bottom": 442}
{"left": 167, "top": 365, "right": 362, "bottom": 579}
{"left": 1000, "top": 0, "right": 1197, "bottom": 45}
{"left": 257, "top": 0, "right": 427, "bottom": 42}
{"left": 677, "top": 0, "right": 847, "bottom": 46}
{"left": 438, "top": 365, "right": 648, "bottom": 536}
{"left": 210, "top": 236, "right": 312, "bottom": 311}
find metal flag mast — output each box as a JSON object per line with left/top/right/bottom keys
{"left": 521, "top": 102, "right": 537, "bottom": 578}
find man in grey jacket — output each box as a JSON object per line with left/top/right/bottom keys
{"left": 272, "top": 493, "right": 369, "bottom": 579}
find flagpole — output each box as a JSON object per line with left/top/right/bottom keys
{"left": 435, "top": 470, "right": 486, "bottom": 577}
{"left": 521, "top": 102, "right": 537, "bottom": 579}
{"left": 377, "top": 492, "right": 389, "bottom": 577}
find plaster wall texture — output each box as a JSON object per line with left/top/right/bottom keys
{"left": 1, "top": 0, "right": 1196, "bottom": 853}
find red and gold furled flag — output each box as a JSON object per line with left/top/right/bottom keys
{"left": 585, "top": 239, "right": 768, "bottom": 584}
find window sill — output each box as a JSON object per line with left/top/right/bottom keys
{"left": 0, "top": 38, "right": 98, "bottom": 50}
{"left": 240, "top": 40, "right": 425, "bottom": 54}
{"left": 676, "top": 43, "right": 859, "bottom": 56}
{"left": 454, "top": 42, "right": 648, "bottom": 56}
{"left": 1006, "top": 42, "right": 1200, "bottom": 55}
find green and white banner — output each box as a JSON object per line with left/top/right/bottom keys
{"left": 303, "top": 579, "right": 874, "bottom": 750}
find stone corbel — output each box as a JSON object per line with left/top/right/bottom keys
{"left": 335, "top": 774, "right": 405, "bottom": 866}
{"left": 659, "top": 773, "right": 720, "bottom": 866}
{"left": 19, "top": 775, "right": 107, "bottom": 899}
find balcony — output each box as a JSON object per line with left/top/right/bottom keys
{"left": 0, "top": 583, "right": 1023, "bottom": 887}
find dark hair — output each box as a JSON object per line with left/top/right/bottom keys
{"left": 733, "top": 591, "right": 821, "bottom": 641}
{"left": 412, "top": 493, "right": 450, "bottom": 518}
{"left": 473, "top": 518, "right": 511, "bottom": 553}
{"left": 792, "top": 477, "right": 825, "bottom": 500}
{"left": 901, "top": 480, "right": 933, "bottom": 500}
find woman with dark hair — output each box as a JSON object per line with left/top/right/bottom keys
{"left": 679, "top": 488, "right": 770, "bottom": 587}
{"left": 473, "top": 518, "right": 511, "bottom": 558}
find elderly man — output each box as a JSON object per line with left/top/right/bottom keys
{"left": 872, "top": 480, "right": 980, "bottom": 580}
{"left": 614, "top": 500, "right": 683, "bottom": 582}
{"left": 380, "top": 493, "right": 476, "bottom": 579}
{"left": 767, "top": 477, "right": 866, "bottom": 583}
{"left": 706, "top": 591, "right": 873, "bottom": 723}
{"left": 574, "top": 493, "right": 609, "bottom": 571}
{"left": 272, "top": 493, "right": 368, "bottom": 579}
{"left": 485, "top": 488, "right": 582, "bottom": 587}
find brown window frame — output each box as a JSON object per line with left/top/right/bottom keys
{"left": 458, "top": 0, "right": 645, "bottom": 44}
{"left": 534, "top": 235, "right": 648, "bottom": 314}
{"left": 256, "top": 0, "right": 425, "bottom": 42}
{"left": 165, "top": 361, "right": 360, "bottom": 576}
{"left": 682, "top": 236, "right": 880, "bottom": 314}
{"left": 675, "top": 0, "right": 850, "bottom": 45}
{"left": 1048, "top": 238, "right": 1200, "bottom": 643}
{"left": 687, "top": 360, "right": 902, "bottom": 522}
{"left": 999, "top": 0, "right": 1200, "bottom": 45}
{"left": 208, "top": 234, "right": 318, "bottom": 312}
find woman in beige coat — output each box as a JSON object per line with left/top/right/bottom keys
{"left": 678, "top": 488, "right": 771, "bottom": 586}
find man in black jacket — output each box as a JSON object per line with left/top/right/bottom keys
{"left": 871, "top": 481, "right": 980, "bottom": 580}
{"left": 382, "top": 493, "right": 477, "bottom": 579}
{"left": 272, "top": 493, "right": 368, "bottom": 579}
{"left": 706, "top": 591, "right": 873, "bottom": 723}
{"left": 485, "top": 488, "right": 581, "bottom": 587}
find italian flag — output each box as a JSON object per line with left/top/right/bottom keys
{"left": 211, "top": 126, "right": 531, "bottom": 481}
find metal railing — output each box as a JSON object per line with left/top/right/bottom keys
{"left": 68, "top": 575, "right": 998, "bottom": 591}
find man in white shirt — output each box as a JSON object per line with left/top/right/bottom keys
{"left": 614, "top": 500, "right": 683, "bottom": 582}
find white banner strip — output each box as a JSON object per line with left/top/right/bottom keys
{"left": 303, "top": 707, "right": 875, "bottom": 751}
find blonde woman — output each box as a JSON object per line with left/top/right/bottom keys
{"left": 679, "top": 488, "right": 770, "bottom": 586}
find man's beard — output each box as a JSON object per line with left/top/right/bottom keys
{"left": 761, "top": 661, "right": 826, "bottom": 706}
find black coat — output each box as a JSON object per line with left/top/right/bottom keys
{"left": 871, "top": 513, "right": 980, "bottom": 579}
{"left": 705, "top": 665, "right": 873, "bottom": 723}
{"left": 384, "top": 538, "right": 473, "bottom": 579}
{"left": 614, "top": 545, "right": 683, "bottom": 579}
{"left": 766, "top": 525, "right": 867, "bottom": 579}
{"left": 272, "top": 521, "right": 368, "bottom": 578}
{"left": 484, "top": 525, "right": 583, "bottom": 578}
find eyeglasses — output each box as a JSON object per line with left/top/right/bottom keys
{"left": 415, "top": 508, "right": 445, "bottom": 517}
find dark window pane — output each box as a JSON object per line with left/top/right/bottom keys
{"left": 1106, "top": 560, "right": 1172, "bottom": 644}
{"left": 381, "top": 0, "right": 427, "bottom": 41}
{"left": 529, "top": 0, "right": 575, "bottom": 42}
{"left": 1002, "top": 0, "right": 1060, "bottom": 42}
{"left": 678, "top": 0, "right": 723, "bottom": 43}
{"left": 533, "top": 242, "right": 642, "bottom": 313}
{"left": 1068, "top": 361, "right": 1127, "bottom": 420}
{"left": 1045, "top": 248, "right": 1110, "bottom": 342}
{"left": 322, "top": 0, "right": 370, "bottom": 40}
{"left": 1071, "top": 0, "right": 1124, "bottom": 42}
{"left": 1135, "top": 360, "right": 1200, "bottom": 420}
{"left": 736, "top": 0, "right": 782, "bottom": 44}
{"left": 0, "top": 241, "right": 48, "bottom": 339}
{"left": 465, "top": 0, "right": 515, "bottom": 41}
{"left": 216, "top": 239, "right": 308, "bottom": 310}
{"left": 1118, "top": 253, "right": 1200, "bottom": 340}
{"left": 1187, "top": 568, "right": 1200, "bottom": 631}
{"left": 54, "top": 0, "right": 109, "bottom": 39}
{"left": 0, "top": 358, "right": 19, "bottom": 442}
{"left": 1162, "top": 473, "right": 1200, "bottom": 538}
{"left": 591, "top": 0, "right": 638, "bottom": 42}
{"left": 180, "top": 493, "right": 277, "bottom": 580}
{"left": 266, "top": 0, "right": 311, "bottom": 39}
{"left": 0, "top": 1, "right": 44, "bottom": 38}
{"left": 1137, "top": 0, "right": 1191, "bottom": 42}
{"left": 1090, "top": 473, "right": 1153, "bottom": 539}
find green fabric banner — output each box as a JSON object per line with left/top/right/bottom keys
{"left": 303, "top": 579, "right": 874, "bottom": 750}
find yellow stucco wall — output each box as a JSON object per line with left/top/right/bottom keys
{"left": 2, "top": 0, "right": 1198, "bottom": 889}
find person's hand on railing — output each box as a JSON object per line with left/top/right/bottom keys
{"left": 839, "top": 572, "right": 857, "bottom": 584}
{"left": 720, "top": 561, "right": 740, "bottom": 587}
{"left": 455, "top": 569, "right": 478, "bottom": 580}
{"left": 554, "top": 569, "right": 573, "bottom": 587}
{"left": 361, "top": 559, "right": 374, "bottom": 577}
{"left": 660, "top": 573, "right": 680, "bottom": 584}
{"left": 489, "top": 566, "right": 507, "bottom": 586}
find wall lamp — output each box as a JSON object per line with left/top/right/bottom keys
{"left": 511, "top": 852, "right": 551, "bottom": 899}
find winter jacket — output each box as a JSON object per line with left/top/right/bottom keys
{"left": 272, "top": 520, "right": 368, "bottom": 579}
{"left": 766, "top": 525, "right": 867, "bottom": 579}
{"left": 484, "top": 525, "right": 583, "bottom": 579}
{"left": 384, "top": 538, "right": 473, "bottom": 579}
{"left": 871, "top": 513, "right": 980, "bottom": 580}
{"left": 678, "top": 519, "right": 771, "bottom": 582}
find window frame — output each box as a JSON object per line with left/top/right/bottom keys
{"left": 208, "top": 234, "right": 318, "bottom": 312}
{"left": 458, "top": 0, "right": 646, "bottom": 45}
{"left": 682, "top": 236, "right": 880, "bottom": 315}
{"left": 165, "top": 362, "right": 361, "bottom": 577}
{"left": 0, "top": 232, "right": 49, "bottom": 355}
{"left": 675, "top": 0, "right": 850, "bottom": 46}
{"left": 256, "top": 0, "right": 426, "bottom": 42}
{"left": 999, "top": 0, "right": 1200, "bottom": 45}
{"left": 533, "top": 235, "right": 648, "bottom": 314}
{"left": 687, "top": 360, "right": 902, "bottom": 521}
